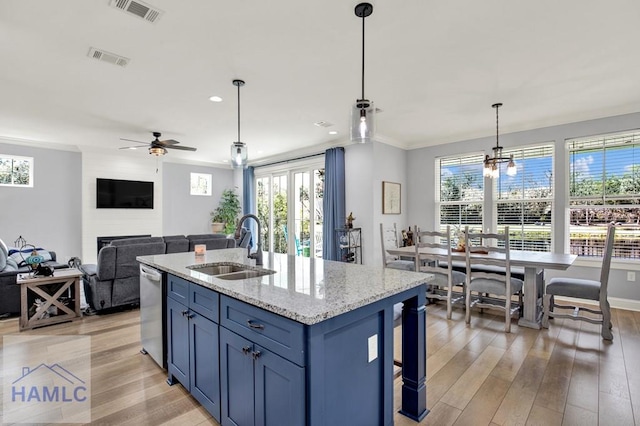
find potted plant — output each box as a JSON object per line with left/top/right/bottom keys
{"left": 210, "top": 188, "right": 242, "bottom": 234}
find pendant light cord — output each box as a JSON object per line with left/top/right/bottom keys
{"left": 495, "top": 104, "right": 499, "bottom": 147}
{"left": 361, "top": 6, "right": 366, "bottom": 100}
{"left": 237, "top": 83, "right": 241, "bottom": 142}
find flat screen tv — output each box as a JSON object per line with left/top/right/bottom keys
{"left": 96, "top": 178, "right": 154, "bottom": 209}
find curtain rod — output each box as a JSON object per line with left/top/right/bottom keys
{"left": 253, "top": 152, "right": 325, "bottom": 169}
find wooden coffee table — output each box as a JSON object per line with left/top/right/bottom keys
{"left": 17, "top": 268, "right": 83, "bottom": 331}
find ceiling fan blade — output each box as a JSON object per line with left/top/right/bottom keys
{"left": 158, "top": 139, "right": 180, "bottom": 146}
{"left": 165, "top": 145, "right": 197, "bottom": 152}
{"left": 119, "top": 138, "right": 149, "bottom": 145}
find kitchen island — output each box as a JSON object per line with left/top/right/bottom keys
{"left": 138, "top": 248, "right": 428, "bottom": 425}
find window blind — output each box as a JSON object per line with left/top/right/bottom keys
{"left": 496, "top": 144, "right": 554, "bottom": 252}
{"left": 568, "top": 130, "right": 640, "bottom": 259}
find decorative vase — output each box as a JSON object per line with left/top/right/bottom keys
{"left": 211, "top": 223, "right": 225, "bottom": 233}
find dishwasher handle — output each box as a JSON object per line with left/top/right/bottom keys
{"left": 140, "top": 265, "right": 162, "bottom": 282}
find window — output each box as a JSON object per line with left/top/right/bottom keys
{"left": 437, "top": 153, "right": 484, "bottom": 234}
{"left": 0, "top": 155, "right": 33, "bottom": 187}
{"left": 496, "top": 144, "right": 554, "bottom": 252}
{"left": 568, "top": 130, "right": 640, "bottom": 259}
{"left": 256, "top": 158, "right": 324, "bottom": 257}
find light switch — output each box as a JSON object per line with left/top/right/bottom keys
{"left": 368, "top": 334, "right": 378, "bottom": 362}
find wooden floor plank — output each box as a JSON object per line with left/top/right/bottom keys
{"left": 1, "top": 302, "right": 639, "bottom": 426}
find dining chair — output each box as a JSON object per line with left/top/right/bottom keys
{"left": 464, "top": 226, "right": 523, "bottom": 333}
{"left": 414, "top": 225, "right": 466, "bottom": 319}
{"left": 542, "top": 224, "right": 615, "bottom": 340}
{"left": 380, "top": 223, "right": 414, "bottom": 271}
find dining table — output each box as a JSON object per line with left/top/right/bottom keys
{"left": 386, "top": 246, "right": 577, "bottom": 329}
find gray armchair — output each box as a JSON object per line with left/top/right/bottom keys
{"left": 80, "top": 237, "right": 166, "bottom": 311}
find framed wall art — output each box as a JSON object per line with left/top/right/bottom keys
{"left": 382, "top": 181, "right": 401, "bottom": 214}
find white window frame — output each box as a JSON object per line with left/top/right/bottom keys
{"left": 255, "top": 157, "right": 325, "bottom": 256}
{"left": 493, "top": 142, "right": 555, "bottom": 252}
{"left": 0, "top": 154, "right": 34, "bottom": 187}
{"left": 435, "top": 152, "right": 485, "bottom": 234}
{"left": 566, "top": 130, "right": 640, "bottom": 260}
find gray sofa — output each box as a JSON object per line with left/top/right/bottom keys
{"left": 0, "top": 239, "right": 69, "bottom": 316}
{"left": 80, "top": 231, "right": 249, "bottom": 313}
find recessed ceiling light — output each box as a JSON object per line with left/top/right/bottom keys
{"left": 328, "top": 131, "right": 338, "bottom": 135}
{"left": 128, "top": 147, "right": 137, "bottom": 150}
{"left": 209, "top": 96, "right": 223, "bottom": 102}
{"left": 223, "top": 159, "right": 229, "bottom": 163}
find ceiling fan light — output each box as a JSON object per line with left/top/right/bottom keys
{"left": 149, "top": 146, "right": 167, "bottom": 156}
{"left": 350, "top": 100, "right": 375, "bottom": 143}
{"left": 230, "top": 142, "right": 247, "bottom": 169}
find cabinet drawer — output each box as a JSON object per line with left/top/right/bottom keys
{"left": 220, "top": 296, "right": 305, "bottom": 366}
{"left": 167, "top": 274, "right": 189, "bottom": 303}
{"left": 190, "top": 284, "right": 219, "bottom": 323}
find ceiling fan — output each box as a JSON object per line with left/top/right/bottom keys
{"left": 119, "top": 131, "right": 197, "bottom": 156}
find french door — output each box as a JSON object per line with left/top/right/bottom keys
{"left": 256, "top": 160, "right": 324, "bottom": 257}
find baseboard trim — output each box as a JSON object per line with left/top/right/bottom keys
{"left": 555, "top": 296, "right": 640, "bottom": 312}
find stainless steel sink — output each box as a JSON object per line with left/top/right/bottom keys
{"left": 187, "top": 262, "right": 275, "bottom": 280}
{"left": 215, "top": 270, "right": 275, "bottom": 280}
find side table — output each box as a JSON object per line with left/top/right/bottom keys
{"left": 17, "top": 269, "right": 83, "bottom": 331}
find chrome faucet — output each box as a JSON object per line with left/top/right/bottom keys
{"left": 235, "top": 214, "right": 263, "bottom": 266}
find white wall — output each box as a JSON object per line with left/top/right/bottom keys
{"left": 344, "top": 141, "right": 408, "bottom": 266}
{"left": 163, "top": 162, "right": 235, "bottom": 236}
{"left": 81, "top": 148, "right": 163, "bottom": 263}
{"left": 0, "top": 141, "right": 81, "bottom": 263}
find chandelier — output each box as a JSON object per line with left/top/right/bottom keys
{"left": 483, "top": 103, "right": 516, "bottom": 178}
{"left": 230, "top": 79, "right": 248, "bottom": 169}
{"left": 350, "top": 3, "right": 375, "bottom": 143}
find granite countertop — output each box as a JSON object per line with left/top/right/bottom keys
{"left": 138, "top": 248, "right": 430, "bottom": 325}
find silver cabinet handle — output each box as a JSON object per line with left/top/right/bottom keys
{"left": 247, "top": 319, "right": 264, "bottom": 330}
{"left": 251, "top": 350, "right": 262, "bottom": 360}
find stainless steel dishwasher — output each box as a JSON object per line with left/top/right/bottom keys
{"left": 140, "top": 264, "right": 166, "bottom": 368}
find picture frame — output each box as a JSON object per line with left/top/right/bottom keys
{"left": 190, "top": 172, "right": 212, "bottom": 196}
{"left": 382, "top": 181, "right": 401, "bottom": 214}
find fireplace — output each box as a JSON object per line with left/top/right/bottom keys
{"left": 97, "top": 235, "right": 151, "bottom": 254}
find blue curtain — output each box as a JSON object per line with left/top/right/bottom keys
{"left": 323, "top": 147, "right": 346, "bottom": 261}
{"left": 243, "top": 166, "right": 256, "bottom": 248}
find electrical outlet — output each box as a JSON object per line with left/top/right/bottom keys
{"left": 627, "top": 271, "right": 636, "bottom": 281}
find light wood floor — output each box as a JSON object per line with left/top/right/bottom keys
{"left": 1, "top": 303, "right": 638, "bottom": 425}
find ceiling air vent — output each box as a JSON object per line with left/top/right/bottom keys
{"left": 88, "top": 48, "right": 130, "bottom": 67}
{"left": 109, "top": 0, "right": 164, "bottom": 23}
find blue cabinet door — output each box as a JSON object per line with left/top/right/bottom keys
{"left": 190, "top": 311, "right": 221, "bottom": 422}
{"left": 167, "top": 297, "right": 190, "bottom": 388}
{"left": 220, "top": 328, "right": 254, "bottom": 426}
{"left": 254, "top": 345, "right": 305, "bottom": 426}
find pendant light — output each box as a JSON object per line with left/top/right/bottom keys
{"left": 230, "top": 79, "right": 248, "bottom": 169}
{"left": 483, "top": 103, "right": 517, "bottom": 179}
{"left": 350, "top": 2, "right": 375, "bottom": 143}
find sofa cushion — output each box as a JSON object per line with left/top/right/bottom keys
{"left": 114, "top": 241, "right": 166, "bottom": 279}
{"left": 188, "top": 238, "right": 235, "bottom": 251}
{"left": 110, "top": 237, "right": 164, "bottom": 246}
{"left": 163, "top": 235, "right": 189, "bottom": 253}
{"left": 187, "top": 233, "right": 227, "bottom": 240}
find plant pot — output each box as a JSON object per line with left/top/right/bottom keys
{"left": 211, "top": 223, "right": 225, "bottom": 233}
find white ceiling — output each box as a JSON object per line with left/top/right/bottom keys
{"left": 1, "top": 0, "right": 639, "bottom": 166}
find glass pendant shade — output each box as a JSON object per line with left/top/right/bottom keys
{"left": 350, "top": 100, "right": 375, "bottom": 143}
{"left": 230, "top": 141, "right": 247, "bottom": 169}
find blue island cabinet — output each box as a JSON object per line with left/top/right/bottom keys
{"left": 166, "top": 273, "right": 426, "bottom": 426}
{"left": 167, "top": 275, "right": 221, "bottom": 422}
